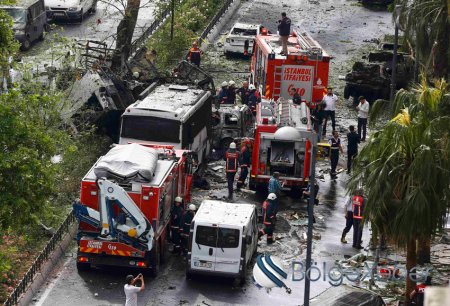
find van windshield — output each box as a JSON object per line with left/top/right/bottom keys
{"left": 195, "top": 226, "right": 240, "bottom": 248}
{"left": 4, "top": 8, "right": 27, "bottom": 23}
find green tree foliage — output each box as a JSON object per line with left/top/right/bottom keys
{"left": 148, "top": 0, "right": 223, "bottom": 70}
{"left": 0, "top": 0, "right": 20, "bottom": 83}
{"left": 349, "top": 79, "right": 450, "bottom": 302}
{"left": 395, "top": 0, "right": 449, "bottom": 79}
{"left": 0, "top": 89, "right": 70, "bottom": 230}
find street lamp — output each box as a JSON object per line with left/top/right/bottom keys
{"left": 303, "top": 133, "right": 318, "bottom": 306}
{"left": 390, "top": 5, "right": 402, "bottom": 102}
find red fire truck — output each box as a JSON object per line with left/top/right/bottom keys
{"left": 73, "top": 143, "right": 195, "bottom": 275}
{"left": 250, "top": 29, "right": 330, "bottom": 105}
{"left": 249, "top": 98, "right": 317, "bottom": 192}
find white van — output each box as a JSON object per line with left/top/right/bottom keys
{"left": 187, "top": 200, "right": 258, "bottom": 282}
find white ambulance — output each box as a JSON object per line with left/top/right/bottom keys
{"left": 186, "top": 200, "right": 258, "bottom": 282}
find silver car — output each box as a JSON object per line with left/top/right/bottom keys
{"left": 46, "top": 0, "right": 97, "bottom": 22}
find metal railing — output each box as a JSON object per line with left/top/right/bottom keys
{"left": 4, "top": 212, "right": 76, "bottom": 306}
{"left": 199, "top": 0, "right": 234, "bottom": 42}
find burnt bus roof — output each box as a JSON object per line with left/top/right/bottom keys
{"left": 125, "top": 84, "right": 211, "bottom": 122}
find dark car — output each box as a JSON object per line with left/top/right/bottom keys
{"left": 1, "top": 0, "right": 47, "bottom": 50}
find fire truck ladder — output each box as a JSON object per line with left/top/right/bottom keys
{"left": 278, "top": 98, "right": 291, "bottom": 127}
{"left": 273, "top": 66, "right": 282, "bottom": 100}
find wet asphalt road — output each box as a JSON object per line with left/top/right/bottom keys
{"left": 31, "top": 0, "right": 392, "bottom": 305}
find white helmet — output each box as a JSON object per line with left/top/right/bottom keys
{"left": 249, "top": 84, "right": 256, "bottom": 90}
{"left": 175, "top": 196, "right": 182, "bottom": 203}
{"left": 221, "top": 81, "right": 228, "bottom": 87}
{"left": 229, "top": 80, "right": 235, "bottom": 86}
{"left": 189, "top": 204, "right": 197, "bottom": 211}
{"left": 267, "top": 193, "right": 277, "bottom": 200}
{"left": 229, "top": 142, "right": 237, "bottom": 149}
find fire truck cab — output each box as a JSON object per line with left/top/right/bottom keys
{"left": 73, "top": 143, "right": 195, "bottom": 275}
{"left": 250, "top": 29, "right": 330, "bottom": 105}
{"left": 249, "top": 98, "right": 316, "bottom": 192}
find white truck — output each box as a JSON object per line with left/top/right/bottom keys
{"left": 119, "top": 84, "right": 212, "bottom": 165}
{"left": 224, "top": 23, "right": 262, "bottom": 56}
{"left": 186, "top": 200, "right": 258, "bottom": 283}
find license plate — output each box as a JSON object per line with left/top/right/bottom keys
{"left": 53, "top": 12, "right": 65, "bottom": 16}
{"left": 194, "top": 261, "right": 212, "bottom": 268}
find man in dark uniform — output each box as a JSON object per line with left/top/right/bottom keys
{"left": 237, "top": 138, "right": 251, "bottom": 191}
{"left": 170, "top": 197, "right": 183, "bottom": 253}
{"left": 187, "top": 41, "right": 203, "bottom": 67}
{"left": 328, "top": 130, "right": 343, "bottom": 179}
{"left": 237, "top": 81, "right": 251, "bottom": 105}
{"left": 180, "top": 204, "right": 196, "bottom": 255}
{"left": 290, "top": 87, "right": 302, "bottom": 105}
{"left": 258, "top": 193, "right": 277, "bottom": 244}
{"left": 225, "top": 142, "right": 240, "bottom": 200}
{"left": 227, "top": 80, "right": 237, "bottom": 104}
{"left": 347, "top": 125, "right": 360, "bottom": 174}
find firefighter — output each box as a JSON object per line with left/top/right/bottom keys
{"left": 352, "top": 189, "right": 365, "bottom": 250}
{"left": 227, "top": 80, "right": 237, "bottom": 104}
{"left": 258, "top": 193, "right": 277, "bottom": 244}
{"left": 225, "top": 142, "right": 240, "bottom": 200}
{"left": 170, "top": 197, "right": 183, "bottom": 253}
{"left": 237, "top": 138, "right": 251, "bottom": 191}
{"left": 328, "top": 130, "right": 343, "bottom": 179}
{"left": 187, "top": 41, "right": 203, "bottom": 67}
{"left": 248, "top": 84, "right": 259, "bottom": 115}
{"left": 218, "top": 81, "right": 229, "bottom": 104}
{"left": 237, "top": 81, "right": 251, "bottom": 105}
{"left": 290, "top": 87, "right": 302, "bottom": 105}
{"left": 268, "top": 172, "right": 283, "bottom": 213}
{"left": 180, "top": 204, "right": 197, "bottom": 255}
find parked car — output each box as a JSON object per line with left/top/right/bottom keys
{"left": 45, "top": 0, "right": 97, "bottom": 22}
{"left": 0, "top": 0, "right": 47, "bottom": 50}
{"left": 224, "top": 23, "right": 262, "bottom": 56}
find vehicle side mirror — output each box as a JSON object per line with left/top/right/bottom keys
{"left": 246, "top": 235, "right": 252, "bottom": 245}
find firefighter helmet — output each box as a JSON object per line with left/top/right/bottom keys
{"left": 221, "top": 81, "right": 228, "bottom": 87}
{"left": 229, "top": 80, "right": 236, "bottom": 86}
{"left": 188, "top": 204, "right": 197, "bottom": 211}
{"left": 267, "top": 193, "right": 277, "bottom": 200}
{"left": 249, "top": 84, "right": 256, "bottom": 90}
{"left": 229, "top": 142, "right": 237, "bottom": 149}
{"left": 175, "top": 196, "right": 183, "bottom": 203}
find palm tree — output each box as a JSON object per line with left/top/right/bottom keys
{"left": 349, "top": 79, "right": 450, "bottom": 304}
{"left": 395, "top": 0, "right": 449, "bottom": 79}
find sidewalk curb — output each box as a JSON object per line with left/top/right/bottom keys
{"left": 17, "top": 224, "right": 77, "bottom": 306}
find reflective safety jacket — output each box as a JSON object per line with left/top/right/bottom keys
{"left": 225, "top": 149, "right": 239, "bottom": 173}
{"left": 262, "top": 200, "right": 276, "bottom": 226}
{"left": 188, "top": 47, "right": 202, "bottom": 65}
{"left": 352, "top": 195, "right": 364, "bottom": 220}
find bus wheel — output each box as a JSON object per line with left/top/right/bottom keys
{"left": 20, "top": 39, "right": 31, "bottom": 51}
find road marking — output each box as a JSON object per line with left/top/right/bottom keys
{"left": 34, "top": 255, "right": 73, "bottom": 306}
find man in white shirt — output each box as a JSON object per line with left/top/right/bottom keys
{"left": 356, "top": 96, "right": 370, "bottom": 141}
{"left": 124, "top": 274, "right": 145, "bottom": 306}
{"left": 321, "top": 88, "right": 338, "bottom": 137}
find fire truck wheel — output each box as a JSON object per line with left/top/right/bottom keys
{"left": 160, "top": 241, "right": 169, "bottom": 264}
{"left": 150, "top": 245, "right": 160, "bottom": 277}
{"left": 76, "top": 262, "right": 91, "bottom": 272}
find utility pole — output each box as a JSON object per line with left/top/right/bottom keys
{"left": 170, "top": 0, "right": 175, "bottom": 40}
{"left": 303, "top": 135, "right": 317, "bottom": 306}
{"left": 390, "top": 5, "right": 402, "bottom": 102}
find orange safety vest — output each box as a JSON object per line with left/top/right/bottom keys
{"left": 352, "top": 195, "right": 363, "bottom": 220}
{"left": 226, "top": 151, "right": 238, "bottom": 173}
